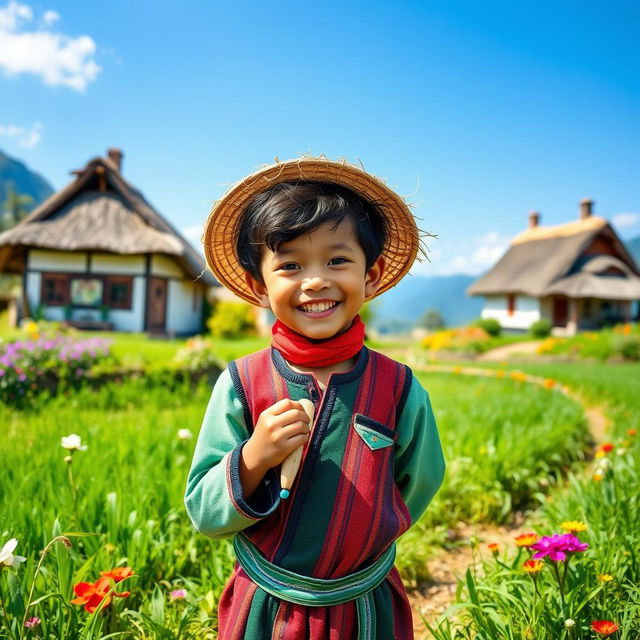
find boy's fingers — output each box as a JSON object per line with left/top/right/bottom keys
{"left": 279, "top": 421, "right": 311, "bottom": 439}
{"left": 268, "top": 409, "right": 309, "bottom": 429}
{"left": 269, "top": 398, "right": 304, "bottom": 414}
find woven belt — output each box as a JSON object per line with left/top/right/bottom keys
{"left": 233, "top": 534, "right": 396, "bottom": 639}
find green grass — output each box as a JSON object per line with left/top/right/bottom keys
{"left": 0, "top": 334, "right": 634, "bottom": 638}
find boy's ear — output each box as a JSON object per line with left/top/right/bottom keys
{"left": 364, "top": 256, "right": 385, "bottom": 299}
{"left": 244, "top": 272, "right": 271, "bottom": 308}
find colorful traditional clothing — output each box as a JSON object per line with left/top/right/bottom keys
{"left": 185, "top": 346, "right": 445, "bottom": 639}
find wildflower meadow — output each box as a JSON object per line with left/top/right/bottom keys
{"left": 1, "top": 321, "right": 639, "bottom": 638}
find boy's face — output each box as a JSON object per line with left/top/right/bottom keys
{"left": 246, "top": 218, "right": 384, "bottom": 340}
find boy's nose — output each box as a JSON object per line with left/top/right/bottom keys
{"left": 301, "top": 275, "right": 330, "bottom": 291}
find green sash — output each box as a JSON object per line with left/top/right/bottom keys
{"left": 233, "top": 534, "right": 396, "bottom": 639}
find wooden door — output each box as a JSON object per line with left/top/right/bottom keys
{"left": 147, "top": 277, "right": 167, "bottom": 332}
{"left": 552, "top": 296, "right": 568, "bottom": 327}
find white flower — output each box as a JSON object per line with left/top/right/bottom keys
{"left": 61, "top": 434, "right": 88, "bottom": 451}
{"left": 177, "top": 429, "right": 193, "bottom": 441}
{"left": 565, "top": 619, "right": 575, "bottom": 628}
{"left": 0, "top": 539, "right": 27, "bottom": 569}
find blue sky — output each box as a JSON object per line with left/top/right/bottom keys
{"left": 1, "top": 0, "right": 638, "bottom": 277}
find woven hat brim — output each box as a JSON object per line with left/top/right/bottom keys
{"left": 203, "top": 158, "right": 419, "bottom": 305}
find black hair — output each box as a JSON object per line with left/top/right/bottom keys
{"left": 236, "top": 181, "right": 389, "bottom": 282}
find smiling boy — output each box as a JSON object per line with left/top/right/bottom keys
{"left": 185, "top": 158, "right": 445, "bottom": 640}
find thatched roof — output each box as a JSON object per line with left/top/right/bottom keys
{"left": 0, "top": 152, "right": 216, "bottom": 286}
{"left": 468, "top": 215, "right": 640, "bottom": 300}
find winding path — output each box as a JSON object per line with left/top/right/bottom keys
{"left": 401, "top": 359, "right": 610, "bottom": 638}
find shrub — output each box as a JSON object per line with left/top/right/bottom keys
{"left": 207, "top": 301, "right": 256, "bottom": 339}
{"left": 530, "top": 318, "right": 552, "bottom": 338}
{"left": 615, "top": 335, "right": 640, "bottom": 360}
{"left": 473, "top": 317, "right": 501, "bottom": 337}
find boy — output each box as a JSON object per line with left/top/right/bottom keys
{"left": 185, "top": 157, "right": 445, "bottom": 639}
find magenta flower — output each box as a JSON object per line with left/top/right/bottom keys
{"left": 170, "top": 588, "right": 187, "bottom": 600}
{"left": 531, "top": 533, "right": 589, "bottom": 562}
{"left": 25, "top": 616, "right": 41, "bottom": 628}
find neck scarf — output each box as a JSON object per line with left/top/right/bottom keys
{"left": 271, "top": 316, "right": 365, "bottom": 368}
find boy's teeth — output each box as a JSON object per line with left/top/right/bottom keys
{"left": 300, "top": 301, "right": 337, "bottom": 313}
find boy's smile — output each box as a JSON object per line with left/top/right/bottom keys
{"left": 246, "top": 218, "right": 384, "bottom": 340}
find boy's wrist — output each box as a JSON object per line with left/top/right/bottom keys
{"left": 241, "top": 439, "right": 270, "bottom": 475}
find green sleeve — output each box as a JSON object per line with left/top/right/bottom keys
{"left": 184, "top": 368, "right": 280, "bottom": 539}
{"left": 395, "top": 374, "right": 446, "bottom": 525}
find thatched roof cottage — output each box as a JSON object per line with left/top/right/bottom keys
{"left": 467, "top": 199, "right": 640, "bottom": 335}
{"left": 0, "top": 149, "right": 216, "bottom": 335}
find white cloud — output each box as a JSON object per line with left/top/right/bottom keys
{"left": 612, "top": 212, "right": 639, "bottom": 229}
{"left": 0, "top": 121, "right": 43, "bottom": 148}
{"left": 414, "top": 231, "right": 510, "bottom": 276}
{"left": 0, "top": 1, "right": 101, "bottom": 92}
{"left": 42, "top": 9, "right": 58, "bottom": 25}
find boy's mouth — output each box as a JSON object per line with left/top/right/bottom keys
{"left": 298, "top": 301, "right": 339, "bottom": 315}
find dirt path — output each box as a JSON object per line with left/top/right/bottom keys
{"left": 404, "top": 361, "right": 610, "bottom": 638}
{"left": 476, "top": 340, "right": 543, "bottom": 361}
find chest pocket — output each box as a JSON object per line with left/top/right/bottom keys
{"left": 353, "top": 413, "right": 396, "bottom": 451}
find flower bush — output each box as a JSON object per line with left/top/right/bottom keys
{"left": 173, "top": 335, "right": 222, "bottom": 371}
{"left": 535, "top": 323, "right": 640, "bottom": 361}
{"left": 421, "top": 326, "right": 491, "bottom": 353}
{"left": 0, "top": 324, "right": 112, "bottom": 407}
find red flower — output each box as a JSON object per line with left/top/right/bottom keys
{"left": 70, "top": 577, "right": 130, "bottom": 613}
{"left": 591, "top": 620, "right": 619, "bottom": 636}
{"left": 600, "top": 443, "right": 614, "bottom": 453}
{"left": 99, "top": 566, "right": 134, "bottom": 583}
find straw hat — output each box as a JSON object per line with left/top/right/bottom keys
{"left": 203, "top": 157, "right": 422, "bottom": 304}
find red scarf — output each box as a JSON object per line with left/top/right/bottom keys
{"left": 271, "top": 316, "right": 365, "bottom": 368}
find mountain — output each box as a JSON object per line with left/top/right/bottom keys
{"left": 624, "top": 235, "right": 640, "bottom": 266}
{"left": 0, "top": 149, "right": 54, "bottom": 210}
{"left": 371, "top": 273, "right": 483, "bottom": 332}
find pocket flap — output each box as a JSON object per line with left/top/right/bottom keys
{"left": 353, "top": 415, "right": 395, "bottom": 450}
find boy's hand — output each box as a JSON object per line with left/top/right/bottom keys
{"left": 240, "top": 399, "right": 311, "bottom": 496}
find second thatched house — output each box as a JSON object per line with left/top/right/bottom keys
{"left": 467, "top": 199, "right": 640, "bottom": 335}
{"left": 0, "top": 149, "right": 216, "bottom": 335}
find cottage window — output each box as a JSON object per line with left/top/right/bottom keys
{"left": 105, "top": 276, "right": 133, "bottom": 310}
{"left": 41, "top": 274, "right": 70, "bottom": 306}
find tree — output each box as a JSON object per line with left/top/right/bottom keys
{"left": 0, "top": 187, "right": 33, "bottom": 232}
{"left": 417, "top": 308, "right": 445, "bottom": 331}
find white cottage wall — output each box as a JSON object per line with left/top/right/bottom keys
{"left": 166, "top": 279, "right": 202, "bottom": 335}
{"left": 481, "top": 295, "right": 541, "bottom": 330}
{"left": 91, "top": 254, "right": 145, "bottom": 274}
{"left": 151, "top": 254, "right": 184, "bottom": 278}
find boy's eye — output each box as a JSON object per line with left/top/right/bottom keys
{"left": 278, "top": 263, "right": 300, "bottom": 271}
{"left": 329, "top": 257, "right": 350, "bottom": 266}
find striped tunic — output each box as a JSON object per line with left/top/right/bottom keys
{"left": 185, "top": 347, "right": 445, "bottom": 639}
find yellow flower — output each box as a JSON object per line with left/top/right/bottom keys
{"left": 453, "top": 366, "right": 462, "bottom": 374}
{"left": 522, "top": 559, "right": 544, "bottom": 574}
{"left": 510, "top": 371, "right": 527, "bottom": 382}
{"left": 515, "top": 532, "right": 539, "bottom": 547}
{"left": 543, "top": 378, "right": 556, "bottom": 389}
{"left": 597, "top": 574, "right": 614, "bottom": 582}
{"left": 595, "top": 450, "right": 606, "bottom": 459}
{"left": 23, "top": 320, "right": 39, "bottom": 334}
{"left": 104, "top": 543, "right": 116, "bottom": 553}
{"left": 560, "top": 520, "right": 587, "bottom": 534}
{"left": 593, "top": 473, "right": 604, "bottom": 482}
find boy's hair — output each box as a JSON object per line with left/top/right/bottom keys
{"left": 236, "top": 181, "right": 389, "bottom": 282}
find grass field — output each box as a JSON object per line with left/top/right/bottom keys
{"left": 1, "top": 333, "right": 637, "bottom": 638}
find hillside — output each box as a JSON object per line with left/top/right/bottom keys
{"left": 0, "top": 149, "right": 54, "bottom": 210}
{"left": 625, "top": 235, "right": 640, "bottom": 266}
{"left": 372, "top": 273, "right": 483, "bottom": 332}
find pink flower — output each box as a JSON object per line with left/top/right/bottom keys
{"left": 170, "top": 588, "right": 187, "bottom": 600}
{"left": 25, "top": 616, "right": 41, "bottom": 628}
{"left": 531, "top": 533, "right": 589, "bottom": 562}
